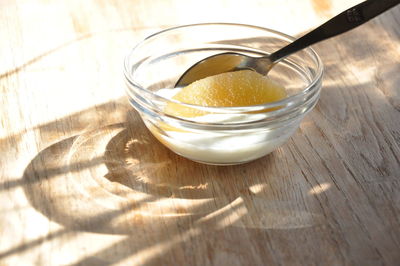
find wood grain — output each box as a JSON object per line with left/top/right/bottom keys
{"left": 311, "top": 0, "right": 332, "bottom": 17}
{"left": 1, "top": 0, "right": 399, "bottom": 265}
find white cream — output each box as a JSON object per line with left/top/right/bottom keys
{"left": 148, "top": 88, "right": 296, "bottom": 164}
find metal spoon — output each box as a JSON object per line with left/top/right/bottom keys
{"left": 176, "top": 0, "right": 400, "bottom": 87}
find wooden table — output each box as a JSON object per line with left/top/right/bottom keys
{"left": 1, "top": 0, "right": 400, "bottom": 265}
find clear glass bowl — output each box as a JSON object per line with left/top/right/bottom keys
{"left": 124, "top": 23, "right": 323, "bottom": 165}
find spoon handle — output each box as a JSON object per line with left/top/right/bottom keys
{"left": 269, "top": 0, "right": 400, "bottom": 63}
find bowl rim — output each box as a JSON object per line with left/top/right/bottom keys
{"left": 124, "top": 22, "right": 323, "bottom": 113}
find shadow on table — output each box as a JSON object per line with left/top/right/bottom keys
{"left": 14, "top": 102, "right": 323, "bottom": 265}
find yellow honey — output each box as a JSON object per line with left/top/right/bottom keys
{"left": 165, "top": 70, "right": 287, "bottom": 117}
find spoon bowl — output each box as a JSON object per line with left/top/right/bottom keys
{"left": 176, "top": 52, "right": 274, "bottom": 87}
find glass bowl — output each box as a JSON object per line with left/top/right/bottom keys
{"left": 124, "top": 23, "right": 323, "bottom": 165}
